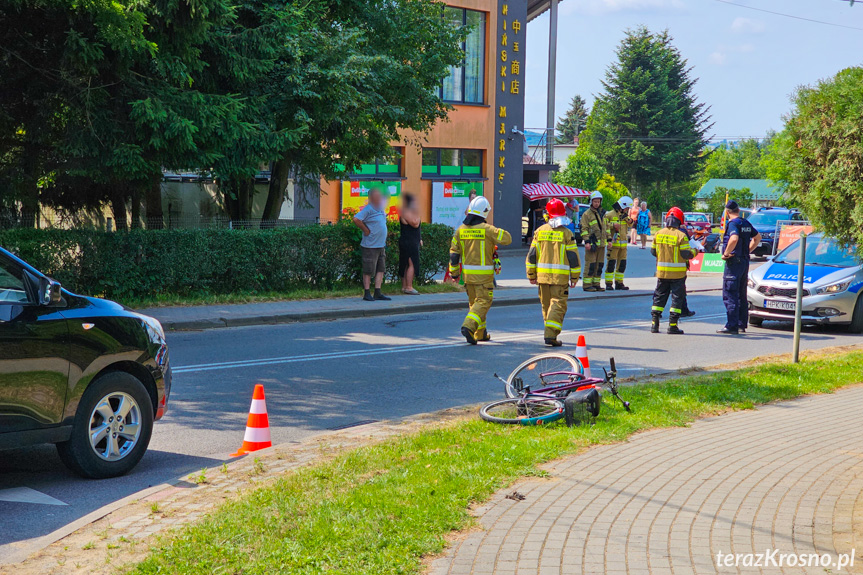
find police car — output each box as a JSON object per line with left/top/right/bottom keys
{"left": 747, "top": 233, "right": 863, "bottom": 332}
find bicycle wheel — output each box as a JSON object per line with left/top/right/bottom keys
{"left": 504, "top": 352, "right": 584, "bottom": 398}
{"left": 480, "top": 396, "right": 565, "bottom": 425}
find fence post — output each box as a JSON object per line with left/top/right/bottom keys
{"left": 792, "top": 232, "right": 807, "bottom": 363}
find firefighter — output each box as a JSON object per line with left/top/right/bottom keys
{"left": 650, "top": 207, "right": 695, "bottom": 335}
{"left": 580, "top": 191, "right": 607, "bottom": 292}
{"left": 603, "top": 195, "right": 634, "bottom": 291}
{"left": 448, "top": 196, "right": 512, "bottom": 344}
{"left": 526, "top": 199, "right": 581, "bottom": 347}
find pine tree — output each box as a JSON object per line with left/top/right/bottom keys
{"left": 581, "top": 27, "right": 712, "bottom": 205}
{"left": 555, "top": 95, "right": 589, "bottom": 144}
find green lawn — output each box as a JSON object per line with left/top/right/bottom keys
{"left": 124, "top": 282, "right": 461, "bottom": 309}
{"left": 132, "top": 350, "right": 863, "bottom": 575}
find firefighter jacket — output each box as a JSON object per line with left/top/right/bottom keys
{"left": 605, "top": 208, "right": 633, "bottom": 248}
{"left": 526, "top": 222, "right": 581, "bottom": 285}
{"left": 580, "top": 207, "right": 607, "bottom": 248}
{"left": 449, "top": 223, "right": 512, "bottom": 284}
{"left": 651, "top": 227, "right": 695, "bottom": 279}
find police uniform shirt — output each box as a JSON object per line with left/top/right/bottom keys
{"left": 723, "top": 217, "right": 754, "bottom": 263}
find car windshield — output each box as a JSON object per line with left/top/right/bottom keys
{"left": 774, "top": 235, "right": 860, "bottom": 268}
{"left": 748, "top": 212, "right": 793, "bottom": 227}
{"left": 686, "top": 214, "right": 707, "bottom": 222}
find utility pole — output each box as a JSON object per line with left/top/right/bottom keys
{"left": 545, "top": 0, "right": 558, "bottom": 165}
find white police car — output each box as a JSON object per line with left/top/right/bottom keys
{"left": 747, "top": 233, "right": 863, "bottom": 332}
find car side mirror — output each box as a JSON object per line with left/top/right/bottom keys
{"left": 39, "top": 277, "right": 63, "bottom": 305}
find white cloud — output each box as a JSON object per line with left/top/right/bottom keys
{"left": 730, "top": 17, "right": 765, "bottom": 34}
{"left": 560, "top": 0, "right": 686, "bottom": 17}
{"left": 710, "top": 51, "right": 727, "bottom": 66}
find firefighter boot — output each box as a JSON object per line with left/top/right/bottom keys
{"left": 461, "top": 327, "right": 477, "bottom": 345}
{"left": 544, "top": 338, "right": 563, "bottom": 347}
{"left": 615, "top": 282, "right": 629, "bottom": 291}
{"left": 651, "top": 313, "right": 660, "bottom": 334}
{"left": 667, "top": 313, "right": 684, "bottom": 335}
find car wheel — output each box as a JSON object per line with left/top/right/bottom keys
{"left": 749, "top": 316, "right": 763, "bottom": 327}
{"left": 56, "top": 372, "right": 154, "bottom": 479}
{"left": 847, "top": 294, "right": 863, "bottom": 334}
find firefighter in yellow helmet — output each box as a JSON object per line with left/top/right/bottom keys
{"left": 651, "top": 207, "right": 695, "bottom": 335}
{"left": 604, "top": 195, "right": 634, "bottom": 291}
{"left": 526, "top": 199, "right": 581, "bottom": 346}
{"left": 448, "top": 196, "right": 512, "bottom": 344}
{"left": 580, "top": 191, "right": 607, "bottom": 291}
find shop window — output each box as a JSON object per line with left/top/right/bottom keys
{"left": 440, "top": 8, "right": 486, "bottom": 104}
{"left": 422, "top": 148, "right": 483, "bottom": 178}
{"left": 336, "top": 148, "right": 403, "bottom": 178}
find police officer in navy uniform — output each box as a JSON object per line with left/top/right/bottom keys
{"left": 717, "top": 201, "right": 762, "bottom": 334}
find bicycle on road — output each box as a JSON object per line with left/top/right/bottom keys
{"left": 480, "top": 352, "right": 631, "bottom": 425}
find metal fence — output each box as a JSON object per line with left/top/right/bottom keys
{"left": 0, "top": 211, "right": 334, "bottom": 231}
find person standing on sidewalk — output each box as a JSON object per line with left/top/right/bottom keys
{"left": 629, "top": 198, "right": 640, "bottom": 244}
{"left": 580, "top": 191, "right": 607, "bottom": 292}
{"left": 717, "top": 200, "right": 761, "bottom": 335}
{"left": 650, "top": 207, "right": 695, "bottom": 335}
{"left": 352, "top": 188, "right": 391, "bottom": 302}
{"left": 398, "top": 193, "right": 422, "bottom": 295}
{"left": 636, "top": 202, "right": 651, "bottom": 248}
{"left": 448, "top": 196, "right": 512, "bottom": 345}
{"left": 526, "top": 199, "right": 581, "bottom": 347}
{"left": 603, "top": 195, "right": 634, "bottom": 291}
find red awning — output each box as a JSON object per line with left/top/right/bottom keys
{"left": 522, "top": 182, "right": 590, "bottom": 201}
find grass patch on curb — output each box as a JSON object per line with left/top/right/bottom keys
{"left": 131, "top": 351, "right": 863, "bottom": 575}
{"left": 124, "top": 283, "right": 461, "bottom": 309}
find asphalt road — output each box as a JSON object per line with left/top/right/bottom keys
{"left": 0, "top": 248, "right": 856, "bottom": 559}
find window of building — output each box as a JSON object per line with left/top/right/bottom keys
{"left": 440, "top": 8, "right": 486, "bottom": 104}
{"left": 422, "top": 148, "right": 483, "bottom": 178}
{"left": 335, "top": 148, "right": 403, "bottom": 179}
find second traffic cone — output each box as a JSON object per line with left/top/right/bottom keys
{"left": 575, "top": 334, "right": 591, "bottom": 378}
{"left": 231, "top": 384, "right": 272, "bottom": 457}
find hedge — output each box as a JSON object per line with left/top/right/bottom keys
{"left": 0, "top": 221, "right": 453, "bottom": 301}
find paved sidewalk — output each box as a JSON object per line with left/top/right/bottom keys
{"left": 430, "top": 386, "right": 863, "bottom": 575}
{"left": 140, "top": 275, "right": 721, "bottom": 331}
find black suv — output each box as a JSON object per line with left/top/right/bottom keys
{"left": 0, "top": 247, "right": 171, "bottom": 478}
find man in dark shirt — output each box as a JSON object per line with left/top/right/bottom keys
{"left": 717, "top": 201, "right": 762, "bottom": 334}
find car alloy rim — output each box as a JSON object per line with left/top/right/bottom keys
{"left": 88, "top": 392, "right": 142, "bottom": 461}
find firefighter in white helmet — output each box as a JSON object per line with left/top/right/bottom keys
{"left": 604, "top": 195, "right": 634, "bottom": 290}
{"left": 448, "top": 196, "right": 512, "bottom": 344}
{"left": 579, "top": 191, "right": 607, "bottom": 291}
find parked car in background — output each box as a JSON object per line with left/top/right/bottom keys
{"left": 0, "top": 247, "right": 171, "bottom": 478}
{"left": 684, "top": 212, "right": 712, "bottom": 233}
{"left": 747, "top": 233, "right": 863, "bottom": 332}
{"left": 747, "top": 207, "right": 804, "bottom": 257}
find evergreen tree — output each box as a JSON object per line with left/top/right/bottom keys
{"left": 555, "top": 95, "right": 589, "bottom": 144}
{"left": 581, "top": 27, "right": 711, "bottom": 206}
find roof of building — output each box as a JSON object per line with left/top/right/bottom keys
{"left": 695, "top": 179, "right": 786, "bottom": 200}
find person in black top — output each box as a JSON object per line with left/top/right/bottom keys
{"left": 717, "top": 201, "right": 762, "bottom": 334}
{"left": 399, "top": 193, "right": 422, "bottom": 295}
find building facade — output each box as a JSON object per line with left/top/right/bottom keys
{"left": 318, "top": 0, "right": 526, "bottom": 238}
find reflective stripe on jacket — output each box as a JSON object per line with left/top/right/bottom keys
{"left": 651, "top": 227, "right": 694, "bottom": 279}
{"left": 526, "top": 224, "right": 581, "bottom": 285}
{"left": 449, "top": 223, "right": 512, "bottom": 284}
{"left": 580, "top": 207, "right": 607, "bottom": 247}
{"left": 605, "top": 208, "right": 632, "bottom": 248}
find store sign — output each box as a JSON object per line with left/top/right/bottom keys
{"left": 775, "top": 222, "right": 814, "bottom": 254}
{"left": 688, "top": 253, "right": 724, "bottom": 272}
{"left": 341, "top": 181, "right": 401, "bottom": 218}
{"left": 431, "top": 182, "right": 484, "bottom": 229}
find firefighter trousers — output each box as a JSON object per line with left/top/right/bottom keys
{"left": 463, "top": 281, "right": 494, "bottom": 339}
{"left": 538, "top": 283, "right": 569, "bottom": 339}
{"left": 583, "top": 245, "right": 606, "bottom": 289}
{"left": 605, "top": 245, "right": 628, "bottom": 284}
{"left": 652, "top": 278, "right": 686, "bottom": 328}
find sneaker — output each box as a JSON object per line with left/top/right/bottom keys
{"left": 544, "top": 338, "right": 563, "bottom": 347}
{"left": 615, "top": 283, "right": 630, "bottom": 291}
{"left": 374, "top": 293, "right": 392, "bottom": 301}
{"left": 402, "top": 288, "right": 420, "bottom": 295}
{"left": 461, "top": 327, "right": 477, "bottom": 345}
{"left": 716, "top": 327, "right": 739, "bottom": 335}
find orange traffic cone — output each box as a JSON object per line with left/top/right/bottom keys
{"left": 575, "top": 334, "right": 591, "bottom": 378}
{"left": 231, "top": 384, "right": 272, "bottom": 456}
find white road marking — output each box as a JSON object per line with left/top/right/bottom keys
{"left": 0, "top": 487, "right": 67, "bottom": 506}
{"left": 173, "top": 313, "right": 727, "bottom": 374}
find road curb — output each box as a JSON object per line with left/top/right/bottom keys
{"left": 159, "top": 287, "right": 722, "bottom": 331}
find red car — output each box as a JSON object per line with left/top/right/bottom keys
{"left": 683, "top": 212, "right": 712, "bottom": 233}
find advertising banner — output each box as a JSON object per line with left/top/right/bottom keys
{"left": 688, "top": 252, "right": 725, "bottom": 273}
{"left": 341, "top": 181, "right": 401, "bottom": 219}
{"left": 431, "top": 181, "right": 484, "bottom": 229}
{"left": 775, "top": 222, "right": 814, "bottom": 254}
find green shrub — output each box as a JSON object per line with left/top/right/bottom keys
{"left": 0, "top": 221, "right": 453, "bottom": 301}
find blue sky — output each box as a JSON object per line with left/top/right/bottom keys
{"left": 523, "top": 0, "right": 863, "bottom": 141}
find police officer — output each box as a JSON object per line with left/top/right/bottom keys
{"left": 526, "top": 199, "right": 581, "bottom": 347}
{"left": 580, "top": 191, "right": 607, "bottom": 292}
{"left": 604, "top": 195, "right": 634, "bottom": 290}
{"left": 448, "top": 196, "right": 512, "bottom": 344}
{"left": 717, "top": 201, "right": 761, "bottom": 335}
{"left": 651, "top": 207, "right": 695, "bottom": 334}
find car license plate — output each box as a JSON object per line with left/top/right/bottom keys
{"left": 764, "top": 299, "right": 795, "bottom": 311}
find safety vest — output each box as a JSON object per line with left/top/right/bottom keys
{"left": 449, "top": 223, "right": 512, "bottom": 284}
{"left": 526, "top": 224, "right": 581, "bottom": 285}
{"left": 604, "top": 208, "right": 631, "bottom": 248}
{"left": 580, "top": 207, "right": 607, "bottom": 247}
{"left": 653, "top": 227, "right": 694, "bottom": 279}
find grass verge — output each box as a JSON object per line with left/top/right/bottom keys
{"left": 122, "top": 282, "right": 461, "bottom": 309}
{"left": 131, "top": 350, "right": 863, "bottom": 575}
